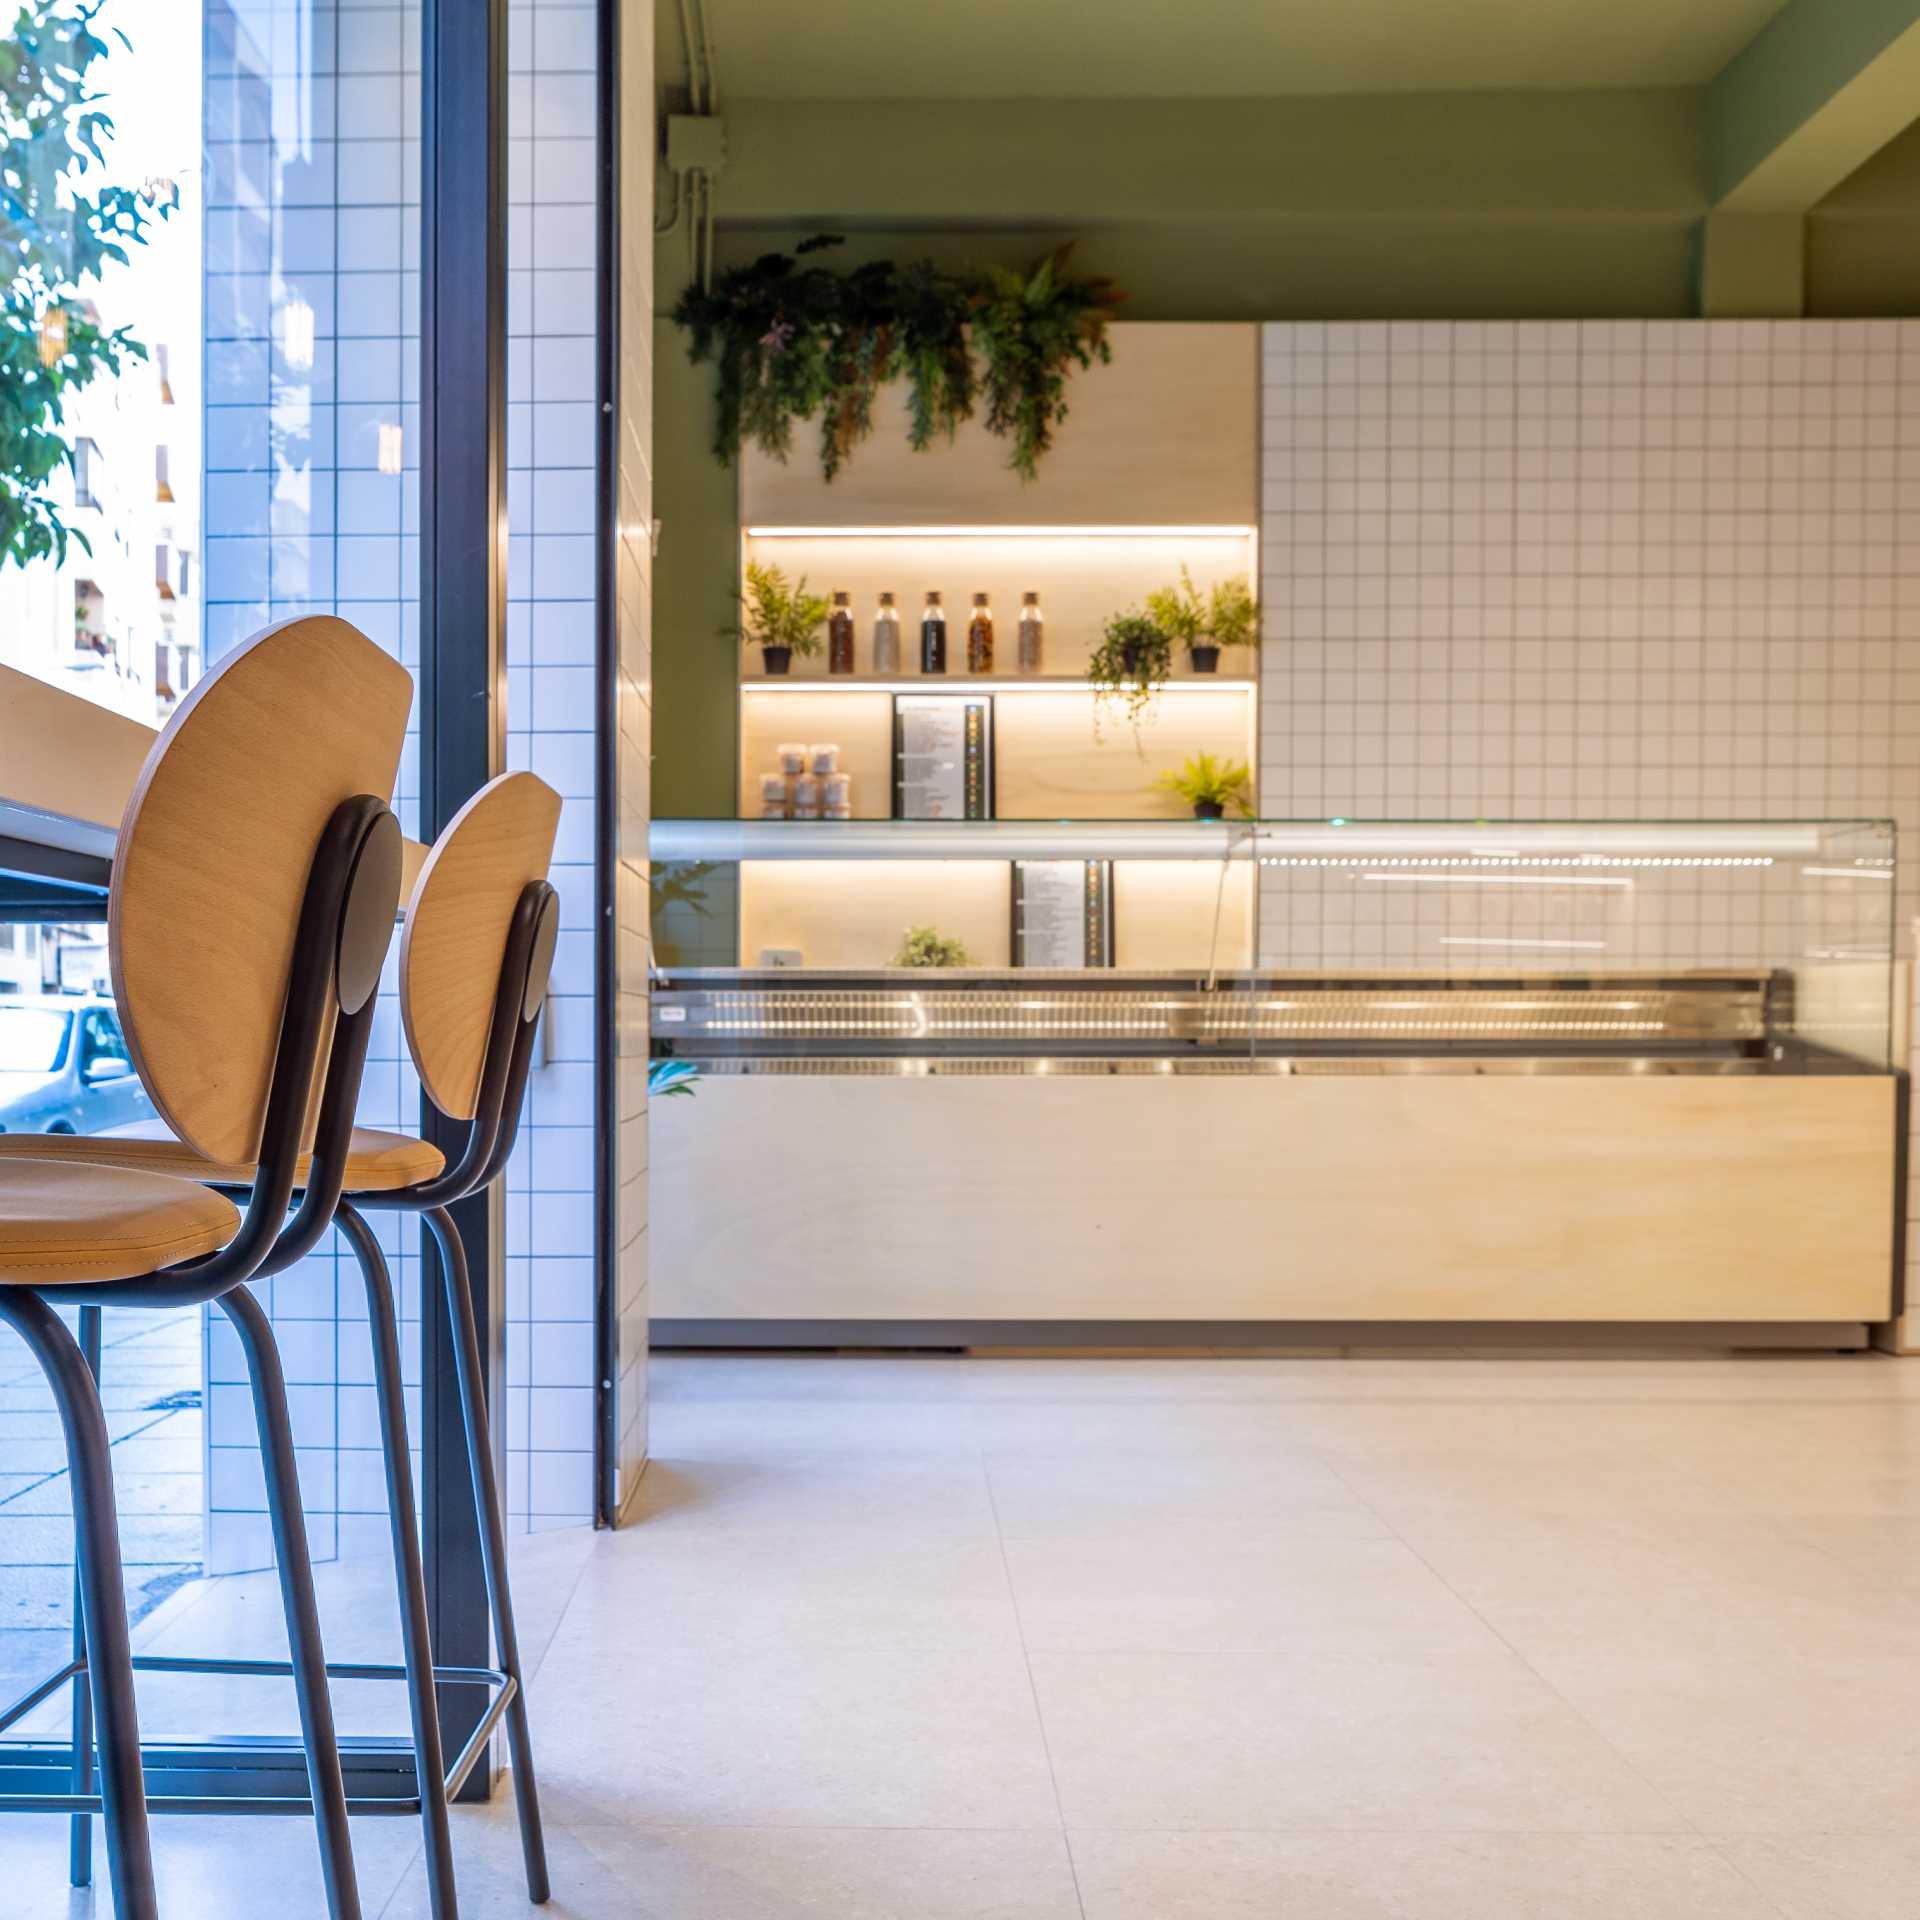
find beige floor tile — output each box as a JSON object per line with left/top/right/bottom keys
{"left": 561, "top": 1522, "right": 1024, "bottom": 1653}
{"left": 650, "top": 1391, "right": 991, "bottom": 1459}
{"left": 8, "top": 1811, "right": 424, "bottom": 1920}
{"left": 1319, "top": 1449, "right": 1733, "bottom": 1533}
{"left": 527, "top": 1639, "right": 1063, "bottom": 1829}
{"left": 968, "top": 1397, "right": 1317, "bottom": 1454}
{"left": 1003, "top": 1528, "right": 1502, "bottom": 1657}
{"left": 1530, "top": 1653, "right": 1920, "bottom": 1834}
{"left": 381, "top": 1813, "right": 1082, "bottom": 1920}
{"left": 1029, "top": 1649, "right": 1688, "bottom": 1833}
{"left": 626, "top": 1453, "right": 1001, "bottom": 1541}
{"left": 22, "top": 1350, "right": 1920, "bottom": 1918}
{"left": 652, "top": 1354, "right": 982, "bottom": 1406}
{"left": 1069, "top": 1832, "right": 1781, "bottom": 1919}
{"left": 1410, "top": 1514, "right": 1920, "bottom": 1661}
{"left": 985, "top": 1445, "right": 1386, "bottom": 1540}
{"left": 1712, "top": 1834, "right": 1920, "bottom": 1919}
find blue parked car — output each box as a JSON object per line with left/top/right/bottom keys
{"left": 0, "top": 994, "right": 154, "bottom": 1136}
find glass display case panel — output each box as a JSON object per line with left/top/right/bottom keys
{"left": 648, "top": 818, "right": 1896, "bottom": 1076}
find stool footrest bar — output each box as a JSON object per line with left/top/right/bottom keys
{"left": 1, "top": 1659, "right": 517, "bottom": 1814}
{"left": 0, "top": 1659, "right": 85, "bottom": 1736}
{"left": 128, "top": 1654, "right": 509, "bottom": 1689}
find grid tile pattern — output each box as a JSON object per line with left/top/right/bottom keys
{"left": 503, "top": 0, "right": 605, "bottom": 1531}
{"left": 1257, "top": 318, "right": 1920, "bottom": 971}
{"left": 199, "top": 0, "right": 618, "bottom": 1562}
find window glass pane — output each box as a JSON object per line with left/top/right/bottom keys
{"left": 0, "top": 0, "right": 425, "bottom": 1756}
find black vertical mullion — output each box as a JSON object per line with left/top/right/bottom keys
{"left": 419, "top": 0, "right": 509, "bottom": 1797}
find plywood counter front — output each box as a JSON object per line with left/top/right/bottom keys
{"left": 650, "top": 1072, "right": 1897, "bottom": 1341}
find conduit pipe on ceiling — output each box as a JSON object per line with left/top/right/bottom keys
{"left": 660, "top": 0, "right": 721, "bottom": 284}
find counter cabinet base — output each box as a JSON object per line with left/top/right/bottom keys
{"left": 652, "top": 1318, "right": 1875, "bottom": 1351}
{"left": 650, "top": 1073, "right": 1899, "bottom": 1332}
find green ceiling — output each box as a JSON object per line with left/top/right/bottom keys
{"left": 676, "top": 0, "right": 1793, "bottom": 99}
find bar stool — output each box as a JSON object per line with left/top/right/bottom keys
{"left": 39, "top": 772, "right": 564, "bottom": 1920}
{"left": 0, "top": 615, "right": 414, "bottom": 1920}
{"left": 348, "top": 769, "right": 562, "bottom": 1917}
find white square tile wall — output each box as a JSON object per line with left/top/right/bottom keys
{"left": 1257, "top": 320, "right": 1920, "bottom": 971}
{"left": 201, "top": 0, "right": 630, "bottom": 1565}
{"left": 504, "top": 0, "right": 608, "bottom": 1533}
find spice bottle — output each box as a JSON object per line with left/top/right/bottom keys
{"left": 920, "top": 591, "right": 947, "bottom": 674}
{"left": 1017, "top": 591, "right": 1044, "bottom": 673}
{"left": 828, "top": 591, "right": 855, "bottom": 674}
{"left": 872, "top": 591, "right": 901, "bottom": 674}
{"left": 967, "top": 593, "right": 994, "bottom": 674}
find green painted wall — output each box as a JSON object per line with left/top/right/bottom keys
{"left": 1806, "top": 116, "right": 1920, "bottom": 310}
{"left": 652, "top": 325, "right": 738, "bottom": 819}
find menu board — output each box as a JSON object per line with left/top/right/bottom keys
{"left": 892, "top": 694, "right": 993, "bottom": 820}
{"left": 1014, "top": 860, "right": 1114, "bottom": 968}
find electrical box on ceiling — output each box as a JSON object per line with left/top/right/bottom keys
{"left": 667, "top": 114, "right": 727, "bottom": 175}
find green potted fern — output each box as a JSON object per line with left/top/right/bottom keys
{"left": 1201, "top": 574, "right": 1258, "bottom": 672}
{"left": 725, "top": 560, "right": 831, "bottom": 675}
{"left": 1145, "top": 567, "right": 1208, "bottom": 671}
{"left": 1153, "top": 750, "right": 1255, "bottom": 820}
{"left": 1146, "top": 568, "right": 1258, "bottom": 674}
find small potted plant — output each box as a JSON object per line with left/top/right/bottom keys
{"left": 892, "top": 925, "right": 971, "bottom": 968}
{"left": 1145, "top": 567, "right": 1208, "bottom": 670}
{"left": 1202, "top": 573, "right": 1258, "bottom": 672}
{"left": 1087, "top": 609, "right": 1173, "bottom": 740}
{"left": 1146, "top": 568, "right": 1259, "bottom": 674}
{"left": 1154, "top": 750, "right": 1254, "bottom": 820}
{"left": 724, "top": 560, "right": 831, "bottom": 675}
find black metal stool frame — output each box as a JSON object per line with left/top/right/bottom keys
{"left": 116, "top": 875, "right": 560, "bottom": 1920}
{"left": 333, "top": 875, "right": 560, "bottom": 1919}
{"left": 0, "top": 794, "right": 404, "bottom": 1920}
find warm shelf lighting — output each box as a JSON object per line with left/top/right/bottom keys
{"left": 741, "top": 677, "right": 1257, "bottom": 695}
{"left": 744, "top": 525, "right": 1258, "bottom": 540}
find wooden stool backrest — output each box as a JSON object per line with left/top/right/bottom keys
{"left": 109, "top": 616, "right": 413, "bottom": 1164}
{"left": 400, "top": 772, "right": 563, "bottom": 1120}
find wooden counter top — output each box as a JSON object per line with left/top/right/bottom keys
{"left": 0, "top": 663, "right": 427, "bottom": 895}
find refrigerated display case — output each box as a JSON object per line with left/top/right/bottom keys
{"left": 647, "top": 819, "right": 1901, "bottom": 1344}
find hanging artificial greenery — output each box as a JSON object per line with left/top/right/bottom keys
{"left": 1086, "top": 609, "right": 1174, "bottom": 744}
{"left": 670, "top": 235, "right": 1121, "bottom": 483}
{"left": 970, "top": 249, "right": 1115, "bottom": 480}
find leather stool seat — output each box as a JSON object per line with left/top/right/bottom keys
{"left": 0, "top": 1120, "right": 445, "bottom": 1193}
{"left": 0, "top": 1158, "right": 239, "bottom": 1285}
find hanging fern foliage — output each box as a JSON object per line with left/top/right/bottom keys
{"left": 670, "top": 235, "right": 1122, "bottom": 483}
{"left": 893, "top": 257, "right": 976, "bottom": 454}
{"left": 972, "top": 246, "right": 1117, "bottom": 480}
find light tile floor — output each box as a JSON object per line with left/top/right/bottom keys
{"left": 12, "top": 1347, "right": 1920, "bottom": 1917}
